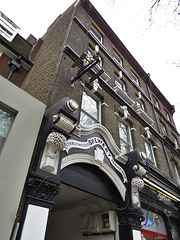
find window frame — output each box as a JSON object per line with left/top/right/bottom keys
{"left": 160, "top": 121, "right": 167, "bottom": 136}
{"left": 90, "top": 24, "right": 103, "bottom": 44}
{"left": 113, "top": 50, "right": 123, "bottom": 67}
{"left": 118, "top": 118, "right": 132, "bottom": 154}
{"left": 153, "top": 97, "right": 160, "bottom": 109}
{"left": 80, "top": 88, "right": 101, "bottom": 126}
{"left": 0, "top": 105, "right": 16, "bottom": 152}
{"left": 171, "top": 161, "right": 180, "bottom": 182}
{"left": 136, "top": 98, "right": 145, "bottom": 111}
{"left": 131, "top": 70, "right": 139, "bottom": 86}
{"left": 144, "top": 139, "right": 156, "bottom": 164}
{"left": 114, "top": 73, "right": 126, "bottom": 92}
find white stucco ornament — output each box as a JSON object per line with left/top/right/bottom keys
{"left": 40, "top": 132, "right": 67, "bottom": 174}
{"left": 131, "top": 177, "right": 144, "bottom": 208}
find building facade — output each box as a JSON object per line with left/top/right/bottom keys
{"left": 1, "top": 1, "right": 180, "bottom": 240}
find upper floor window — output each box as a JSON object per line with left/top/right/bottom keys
{"left": 90, "top": 24, "right": 103, "bottom": 44}
{"left": 113, "top": 50, "right": 123, "bottom": 67}
{"left": 114, "top": 73, "right": 126, "bottom": 91}
{"left": 165, "top": 110, "right": 170, "bottom": 121}
{"left": 144, "top": 139, "right": 156, "bottom": 164}
{"left": 118, "top": 119, "right": 132, "bottom": 154}
{"left": 0, "top": 106, "right": 15, "bottom": 151}
{"left": 131, "top": 70, "right": 139, "bottom": 86}
{"left": 153, "top": 98, "right": 160, "bottom": 109}
{"left": 172, "top": 135, "right": 179, "bottom": 149}
{"left": 171, "top": 161, "right": 180, "bottom": 182}
{"left": 137, "top": 99, "right": 145, "bottom": 111}
{"left": 160, "top": 122, "right": 167, "bottom": 136}
{"left": 80, "top": 90, "right": 101, "bottom": 126}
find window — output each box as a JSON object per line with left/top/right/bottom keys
{"left": 131, "top": 71, "right": 139, "bottom": 85}
{"left": 144, "top": 139, "right": 156, "bottom": 164}
{"left": 114, "top": 73, "right": 126, "bottom": 91}
{"left": 90, "top": 25, "right": 103, "bottom": 43}
{"left": 113, "top": 50, "right": 123, "bottom": 67}
{"left": 153, "top": 98, "right": 160, "bottom": 109}
{"left": 142, "top": 209, "right": 167, "bottom": 240}
{"left": 0, "top": 106, "right": 15, "bottom": 151}
{"left": 118, "top": 119, "right": 132, "bottom": 154}
{"left": 80, "top": 90, "right": 100, "bottom": 126}
{"left": 137, "top": 99, "right": 145, "bottom": 111}
{"left": 165, "top": 110, "right": 170, "bottom": 121}
{"left": 173, "top": 136, "right": 179, "bottom": 149}
{"left": 171, "top": 161, "right": 180, "bottom": 182}
{"left": 160, "top": 122, "right": 167, "bottom": 136}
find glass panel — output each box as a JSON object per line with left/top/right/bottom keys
{"left": 113, "top": 51, "right": 123, "bottom": 66}
{"left": 144, "top": 140, "right": 154, "bottom": 163}
{"left": 90, "top": 25, "right": 102, "bottom": 43}
{"left": 137, "top": 99, "right": 144, "bottom": 110}
{"left": 0, "top": 106, "right": 15, "bottom": 150}
{"left": 172, "top": 162, "right": 180, "bottom": 180}
{"left": 142, "top": 209, "right": 167, "bottom": 239}
{"left": 118, "top": 120, "right": 131, "bottom": 154}
{"left": 81, "top": 92, "right": 98, "bottom": 120}
{"left": 80, "top": 91, "right": 100, "bottom": 126}
{"left": 171, "top": 220, "right": 180, "bottom": 240}
{"left": 80, "top": 111, "right": 97, "bottom": 126}
{"left": 160, "top": 123, "right": 167, "bottom": 135}
{"left": 119, "top": 121, "right": 128, "bottom": 142}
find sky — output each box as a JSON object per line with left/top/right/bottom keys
{"left": 1, "top": 0, "right": 180, "bottom": 132}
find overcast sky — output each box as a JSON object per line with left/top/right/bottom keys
{"left": 1, "top": 0, "right": 180, "bottom": 132}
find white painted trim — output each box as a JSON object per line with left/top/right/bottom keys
{"left": 77, "top": 124, "right": 127, "bottom": 165}
{"left": 61, "top": 153, "right": 126, "bottom": 201}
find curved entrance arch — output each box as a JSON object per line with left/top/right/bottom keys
{"left": 60, "top": 153, "right": 126, "bottom": 201}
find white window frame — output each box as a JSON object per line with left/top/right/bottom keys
{"left": 171, "top": 161, "right": 180, "bottom": 182}
{"left": 136, "top": 98, "right": 145, "bottom": 111}
{"left": 118, "top": 118, "right": 132, "bottom": 154}
{"left": 115, "top": 74, "right": 126, "bottom": 92}
{"left": 144, "top": 139, "right": 156, "bottom": 164}
{"left": 131, "top": 71, "right": 139, "bottom": 86}
{"left": 153, "top": 98, "right": 160, "bottom": 109}
{"left": 0, "top": 105, "right": 16, "bottom": 152}
{"left": 90, "top": 25, "right": 103, "bottom": 44}
{"left": 80, "top": 89, "right": 101, "bottom": 126}
{"left": 113, "top": 50, "right": 123, "bottom": 67}
{"left": 160, "top": 122, "right": 167, "bottom": 136}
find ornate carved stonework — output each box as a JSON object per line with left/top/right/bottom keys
{"left": 40, "top": 132, "right": 67, "bottom": 174}
{"left": 117, "top": 207, "right": 144, "bottom": 227}
{"left": 131, "top": 177, "right": 144, "bottom": 208}
{"left": 53, "top": 114, "right": 76, "bottom": 133}
{"left": 27, "top": 177, "right": 60, "bottom": 203}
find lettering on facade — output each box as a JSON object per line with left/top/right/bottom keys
{"left": 64, "top": 137, "right": 127, "bottom": 183}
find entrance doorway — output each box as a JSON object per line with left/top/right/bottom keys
{"left": 45, "top": 184, "right": 119, "bottom": 240}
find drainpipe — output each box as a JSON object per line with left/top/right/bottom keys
{"left": 146, "top": 74, "right": 173, "bottom": 178}
{"left": 7, "top": 55, "right": 21, "bottom": 80}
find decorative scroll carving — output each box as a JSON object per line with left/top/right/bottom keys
{"left": 40, "top": 132, "right": 67, "bottom": 174}
{"left": 53, "top": 114, "right": 75, "bottom": 133}
{"left": 131, "top": 177, "right": 144, "bottom": 208}
{"left": 133, "top": 164, "right": 146, "bottom": 177}
{"left": 117, "top": 207, "right": 144, "bottom": 227}
{"left": 27, "top": 177, "right": 60, "bottom": 203}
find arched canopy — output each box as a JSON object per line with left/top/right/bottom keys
{"left": 60, "top": 153, "right": 126, "bottom": 201}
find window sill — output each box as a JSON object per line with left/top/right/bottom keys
{"left": 136, "top": 108, "right": 154, "bottom": 125}
{"left": 113, "top": 85, "right": 135, "bottom": 106}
